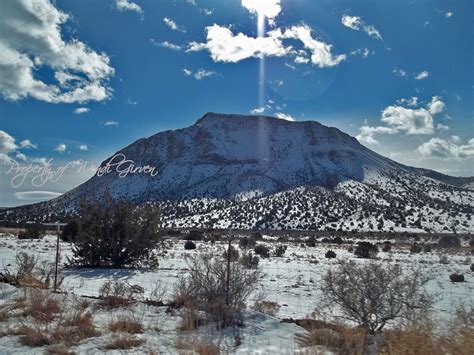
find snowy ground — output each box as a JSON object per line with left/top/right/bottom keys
{"left": 0, "top": 232, "right": 473, "bottom": 353}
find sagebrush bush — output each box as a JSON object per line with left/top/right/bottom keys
{"left": 470, "top": 264, "right": 474, "bottom": 272}
{"left": 184, "top": 240, "right": 196, "bottom": 250}
{"left": 254, "top": 300, "right": 281, "bottom": 316}
{"left": 239, "top": 252, "right": 259, "bottom": 269}
{"left": 325, "top": 250, "right": 336, "bottom": 259}
{"left": 410, "top": 243, "right": 422, "bottom": 254}
{"left": 254, "top": 244, "right": 270, "bottom": 258}
{"left": 173, "top": 251, "right": 260, "bottom": 327}
{"left": 273, "top": 245, "right": 287, "bottom": 257}
{"left": 306, "top": 236, "right": 316, "bottom": 247}
{"left": 98, "top": 280, "right": 144, "bottom": 309}
{"left": 354, "top": 242, "right": 378, "bottom": 259}
{"left": 449, "top": 273, "right": 465, "bottom": 283}
{"left": 238, "top": 236, "right": 256, "bottom": 250}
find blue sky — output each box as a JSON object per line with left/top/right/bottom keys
{"left": 0, "top": 0, "right": 473, "bottom": 207}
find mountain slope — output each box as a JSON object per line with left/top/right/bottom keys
{"left": 2, "top": 113, "right": 473, "bottom": 233}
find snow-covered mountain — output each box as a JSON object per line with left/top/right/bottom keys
{"left": 3, "top": 113, "right": 474, "bottom": 232}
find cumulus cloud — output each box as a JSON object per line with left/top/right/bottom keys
{"left": 414, "top": 70, "right": 429, "bottom": 80}
{"left": 55, "top": 143, "right": 66, "bottom": 152}
{"left": 436, "top": 123, "right": 449, "bottom": 131}
{"left": 188, "top": 24, "right": 345, "bottom": 67}
{"left": 0, "top": 0, "right": 114, "bottom": 104}
{"left": 115, "top": 0, "right": 143, "bottom": 15}
{"left": 275, "top": 112, "right": 294, "bottom": 121}
{"left": 397, "top": 97, "right": 418, "bottom": 107}
{"left": 74, "top": 107, "right": 90, "bottom": 114}
{"left": 20, "top": 139, "right": 37, "bottom": 149}
{"left": 357, "top": 97, "right": 446, "bottom": 145}
{"left": 164, "top": 17, "right": 186, "bottom": 32}
{"left": 151, "top": 39, "right": 182, "bottom": 51}
{"left": 241, "top": 0, "right": 282, "bottom": 21}
{"left": 251, "top": 107, "right": 265, "bottom": 114}
{"left": 183, "top": 68, "right": 217, "bottom": 80}
{"left": 78, "top": 144, "right": 88, "bottom": 151}
{"left": 418, "top": 137, "right": 474, "bottom": 159}
{"left": 0, "top": 130, "right": 18, "bottom": 154}
{"left": 392, "top": 68, "right": 407, "bottom": 77}
{"left": 341, "top": 14, "right": 383, "bottom": 40}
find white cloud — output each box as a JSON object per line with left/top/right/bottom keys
{"left": 451, "top": 135, "right": 461, "bottom": 143}
{"left": 414, "top": 70, "right": 429, "bottom": 80}
{"left": 393, "top": 68, "right": 407, "bottom": 77}
{"left": 186, "top": 0, "right": 197, "bottom": 5}
{"left": 341, "top": 14, "right": 382, "bottom": 40}
{"left": 74, "top": 107, "right": 90, "bottom": 114}
{"left": 0, "top": 0, "right": 114, "bottom": 104}
{"left": 0, "top": 130, "right": 18, "bottom": 154}
{"left": 418, "top": 137, "right": 474, "bottom": 159}
{"left": 188, "top": 24, "right": 345, "bottom": 68}
{"left": 275, "top": 112, "right": 294, "bottom": 121}
{"left": 202, "top": 8, "right": 214, "bottom": 16}
{"left": 164, "top": 17, "right": 186, "bottom": 33}
{"left": 182, "top": 68, "right": 217, "bottom": 80}
{"left": 151, "top": 40, "right": 182, "bottom": 51}
{"left": 445, "top": 12, "right": 453, "bottom": 18}
{"left": 241, "top": 0, "right": 281, "bottom": 20}
{"left": 295, "top": 56, "right": 310, "bottom": 64}
{"left": 251, "top": 107, "right": 265, "bottom": 114}
{"left": 20, "top": 139, "right": 37, "bottom": 149}
{"left": 103, "top": 120, "right": 119, "bottom": 126}
{"left": 78, "top": 144, "right": 88, "bottom": 151}
{"left": 127, "top": 99, "right": 138, "bottom": 105}
{"left": 350, "top": 48, "right": 370, "bottom": 58}
{"left": 55, "top": 143, "right": 66, "bottom": 152}
{"left": 115, "top": 0, "right": 143, "bottom": 14}
{"left": 15, "top": 152, "right": 27, "bottom": 161}
{"left": 397, "top": 97, "right": 418, "bottom": 107}
{"left": 357, "top": 97, "right": 446, "bottom": 144}
{"left": 436, "top": 123, "right": 449, "bottom": 131}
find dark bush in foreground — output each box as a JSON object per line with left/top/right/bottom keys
{"left": 69, "top": 194, "right": 161, "bottom": 269}
{"left": 18, "top": 223, "right": 45, "bottom": 240}
{"left": 184, "top": 240, "right": 196, "bottom": 250}
{"left": 410, "top": 243, "right": 422, "bottom": 254}
{"left": 273, "top": 245, "right": 287, "bottom": 257}
{"left": 354, "top": 242, "right": 378, "bottom": 259}
{"left": 449, "top": 273, "right": 465, "bottom": 283}
{"left": 61, "top": 221, "right": 79, "bottom": 242}
{"left": 238, "top": 237, "right": 256, "bottom": 250}
{"left": 325, "top": 250, "right": 336, "bottom": 259}
{"left": 321, "top": 261, "right": 433, "bottom": 333}
{"left": 306, "top": 236, "right": 316, "bottom": 247}
{"left": 254, "top": 244, "right": 270, "bottom": 258}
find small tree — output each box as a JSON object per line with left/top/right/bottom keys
{"left": 18, "top": 223, "right": 45, "bottom": 240}
{"left": 325, "top": 250, "right": 336, "bottom": 259}
{"left": 354, "top": 242, "right": 378, "bottom": 259}
{"left": 69, "top": 194, "right": 161, "bottom": 268}
{"left": 320, "top": 261, "right": 434, "bottom": 333}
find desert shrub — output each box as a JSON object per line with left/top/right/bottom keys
{"left": 108, "top": 317, "right": 144, "bottom": 334}
{"left": 306, "top": 236, "right": 316, "bottom": 247}
{"left": 449, "top": 273, "right": 465, "bottom": 283}
{"left": 239, "top": 252, "right": 259, "bottom": 269}
{"left": 382, "top": 242, "right": 391, "bottom": 252}
{"left": 320, "top": 261, "right": 433, "bottom": 333}
{"left": 173, "top": 251, "right": 260, "bottom": 327}
{"left": 410, "top": 243, "right": 422, "bottom": 254}
{"left": 60, "top": 220, "right": 79, "bottom": 242}
{"left": 251, "top": 231, "right": 263, "bottom": 241}
{"left": 254, "top": 300, "right": 281, "bottom": 316}
{"left": 333, "top": 237, "right": 343, "bottom": 245}
{"left": 18, "top": 223, "right": 45, "bottom": 240}
{"left": 273, "top": 245, "right": 287, "bottom": 257}
{"left": 471, "top": 264, "right": 474, "bottom": 272}
{"left": 98, "top": 280, "right": 143, "bottom": 309}
{"left": 325, "top": 250, "right": 336, "bottom": 258}
{"left": 223, "top": 245, "right": 239, "bottom": 261}
{"left": 69, "top": 194, "right": 161, "bottom": 268}
{"left": 19, "top": 288, "right": 63, "bottom": 324}
{"left": 184, "top": 240, "right": 196, "bottom": 250}
{"left": 104, "top": 336, "right": 143, "bottom": 350}
{"left": 354, "top": 242, "right": 378, "bottom": 259}
{"left": 439, "top": 254, "right": 449, "bottom": 264}
{"left": 469, "top": 239, "right": 474, "bottom": 247}
{"left": 17, "top": 326, "right": 50, "bottom": 347}
{"left": 438, "top": 235, "right": 461, "bottom": 248}
{"left": 186, "top": 230, "right": 204, "bottom": 241}
{"left": 424, "top": 244, "right": 432, "bottom": 253}
{"left": 254, "top": 244, "right": 270, "bottom": 258}
{"left": 238, "top": 236, "right": 256, "bottom": 250}
{"left": 175, "top": 337, "right": 220, "bottom": 355}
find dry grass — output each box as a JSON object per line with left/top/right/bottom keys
{"left": 175, "top": 337, "right": 220, "bottom": 355}
{"left": 253, "top": 300, "right": 281, "bottom": 317}
{"left": 8, "top": 325, "right": 50, "bottom": 347}
{"left": 51, "top": 310, "right": 100, "bottom": 345}
{"left": 45, "top": 344, "right": 76, "bottom": 354}
{"left": 104, "top": 335, "right": 144, "bottom": 350}
{"left": 297, "top": 326, "right": 367, "bottom": 355}
{"left": 22, "top": 288, "right": 62, "bottom": 323}
{"left": 108, "top": 317, "right": 144, "bottom": 334}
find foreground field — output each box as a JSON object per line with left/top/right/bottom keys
{"left": 0, "top": 232, "right": 473, "bottom": 353}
